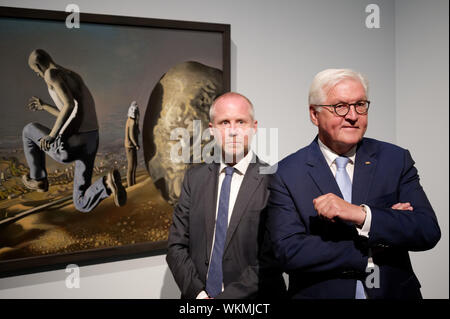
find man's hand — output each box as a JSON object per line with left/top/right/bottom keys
{"left": 391, "top": 202, "right": 413, "bottom": 211}
{"left": 135, "top": 145, "right": 140, "bottom": 151}
{"left": 28, "top": 96, "right": 45, "bottom": 111}
{"left": 39, "top": 135, "right": 56, "bottom": 151}
{"left": 313, "top": 193, "right": 366, "bottom": 226}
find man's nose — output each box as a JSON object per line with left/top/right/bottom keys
{"left": 228, "top": 125, "right": 238, "bottom": 136}
{"left": 345, "top": 105, "right": 358, "bottom": 121}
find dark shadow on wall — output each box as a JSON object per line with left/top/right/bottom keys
{"left": 159, "top": 266, "right": 180, "bottom": 299}
{"left": 231, "top": 40, "right": 237, "bottom": 91}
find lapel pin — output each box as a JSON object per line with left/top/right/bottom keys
{"left": 365, "top": 161, "right": 371, "bottom": 165}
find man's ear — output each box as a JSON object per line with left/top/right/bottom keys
{"left": 209, "top": 122, "right": 214, "bottom": 136}
{"left": 309, "top": 106, "right": 319, "bottom": 126}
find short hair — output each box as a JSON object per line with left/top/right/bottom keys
{"left": 308, "top": 68, "right": 369, "bottom": 106}
{"left": 209, "top": 92, "right": 255, "bottom": 122}
{"left": 28, "top": 49, "right": 54, "bottom": 69}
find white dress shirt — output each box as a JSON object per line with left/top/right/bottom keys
{"left": 317, "top": 139, "right": 372, "bottom": 237}
{"left": 318, "top": 139, "right": 376, "bottom": 290}
{"left": 197, "top": 151, "right": 254, "bottom": 299}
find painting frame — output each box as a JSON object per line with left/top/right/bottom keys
{"left": 0, "top": 5, "right": 230, "bottom": 277}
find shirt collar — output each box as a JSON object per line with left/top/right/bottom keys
{"left": 318, "top": 138, "right": 357, "bottom": 168}
{"left": 220, "top": 151, "right": 254, "bottom": 176}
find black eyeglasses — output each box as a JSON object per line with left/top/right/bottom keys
{"left": 313, "top": 100, "right": 370, "bottom": 116}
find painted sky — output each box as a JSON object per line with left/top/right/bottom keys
{"left": 0, "top": 16, "right": 222, "bottom": 150}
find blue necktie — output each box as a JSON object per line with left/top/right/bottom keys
{"left": 206, "top": 166, "right": 234, "bottom": 297}
{"left": 335, "top": 156, "right": 366, "bottom": 299}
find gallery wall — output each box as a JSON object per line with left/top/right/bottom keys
{"left": 0, "top": 0, "right": 447, "bottom": 298}
{"left": 394, "top": 0, "right": 449, "bottom": 299}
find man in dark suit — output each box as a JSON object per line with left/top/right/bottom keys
{"left": 167, "top": 92, "right": 285, "bottom": 299}
{"left": 266, "top": 69, "right": 441, "bottom": 299}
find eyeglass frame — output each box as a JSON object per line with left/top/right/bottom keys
{"left": 312, "top": 100, "right": 371, "bottom": 116}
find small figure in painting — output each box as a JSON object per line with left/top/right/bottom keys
{"left": 22, "top": 49, "right": 127, "bottom": 212}
{"left": 124, "top": 101, "right": 140, "bottom": 187}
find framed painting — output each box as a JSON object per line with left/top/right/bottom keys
{"left": 0, "top": 6, "right": 230, "bottom": 275}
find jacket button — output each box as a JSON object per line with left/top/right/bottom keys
{"left": 205, "top": 260, "right": 209, "bottom": 265}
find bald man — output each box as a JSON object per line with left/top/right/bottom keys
{"left": 22, "top": 49, "right": 126, "bottom": 212}
{"left": 166, "top": 92, "right": 286, "bottom": 299}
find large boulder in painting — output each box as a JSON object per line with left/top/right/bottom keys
{"left": 143, "top": 61, "right": 223, "bottom": 205}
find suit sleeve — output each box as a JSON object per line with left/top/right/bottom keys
{"left": 217, "top": 250, "right": 286, "bottom": 299}
{"left": 367, "top": 150, "right": 441, "bottom": 251}
{"left": 166, "top": 169, "right": 205, "bottom": 298}
{"left": 267, "top": 172, "right": 368, "bottom": 273}
{"left": 216, "top": 265, "right": 259, "bottom": 299}
{"left": 217, "top": 208, "right": 287, "bottom": 299}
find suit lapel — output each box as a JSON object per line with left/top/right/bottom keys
{"left": 306, "top": 138, "right": 344, "bottom": 198}
{"left": 224, "top": 161, "right": 264, "bottom": 254}
{"left": 204, "top": 163, "right": 220, "bottom": 261}
{"left": 352, "top": 139, "right": 377, "bottom": 205}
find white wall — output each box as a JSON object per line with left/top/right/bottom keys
{"left": 0, "top": 255, "right": 178, "bottom": 298}
{"left": 0, "top": 0, "right": 446, "bottom": 298}
{"left": 395, "top": 0, "right": 449, "bottom": 299}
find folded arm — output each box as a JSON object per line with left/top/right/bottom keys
{"left": 266, "top": 173, "right": 368, "bottom": 274}
{"left": 367, "top": 150, "right": 441, "bottom": 251}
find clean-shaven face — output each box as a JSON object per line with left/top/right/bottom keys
{"left": 310, "top": 78, "right": 368, "bottom": 154}
{"left": 210, "top": 95, "right": 257, "bottom": 164}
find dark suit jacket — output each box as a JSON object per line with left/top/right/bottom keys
{"left": 166, "top": 157, "right": 286, "bottom": 299}
{"left": 266, "top": 137, "right": 441, "bottom": 299}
